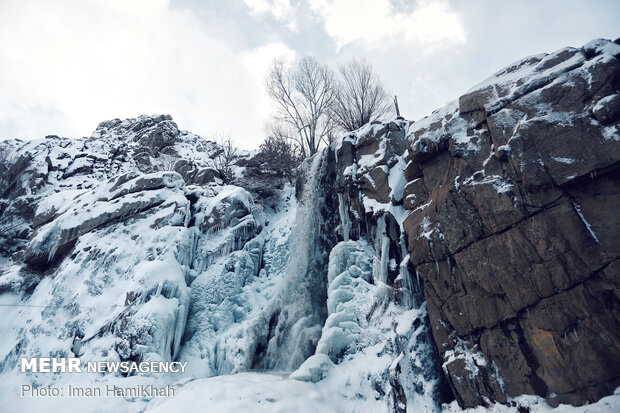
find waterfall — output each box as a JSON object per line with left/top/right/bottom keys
{"left": 257, "top": 149, "right": 334, "bottom": 371}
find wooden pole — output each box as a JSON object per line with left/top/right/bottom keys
{"left": 394, "top": 95, "right": 401, "bottom": 118}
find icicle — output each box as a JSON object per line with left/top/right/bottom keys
{"left": 415, "top": 266, "right": 421, "bottom": 289}
{"left": 371, "top": 215, "right": 390, "bottom": 285}
{"left": 572, "top": 200, "right": 599, "bottom": 243}
{"left": 337, "top": 193, "right": 351, "bottom": 241}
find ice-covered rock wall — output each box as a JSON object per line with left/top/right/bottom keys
{"left": 0, "top": 115, "right": 284, "bottom": 413}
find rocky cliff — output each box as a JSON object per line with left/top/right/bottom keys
{"left": 394, "top": 38, "right": 619, "bottom": 407}
{"left": 307, "top": 38, "right": 620, "bottom": 409}
{"left": 0, "top": 38, "right": 618, "bottom": 413}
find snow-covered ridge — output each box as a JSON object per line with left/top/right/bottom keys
{"left": 0, "top": 114, "right": 267, "bottom": 410}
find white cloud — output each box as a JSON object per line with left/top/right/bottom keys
{"left": 308, "top": 0, "right": 466, "bottom": 51}
{"left": 3, "top": 0, "right": 616, "bottom": 150}
{"left": 0, "top": 0, "right": 287, "bottom": 148}
{"left": 243, "top": 0, "right": 297, "bottom": 30}
{"left": 243, "top": 43, "right": 297, "bottom": 123}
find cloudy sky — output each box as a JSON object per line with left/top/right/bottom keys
{"left": 0, "top": 0, "right": 618, "bottom": 148}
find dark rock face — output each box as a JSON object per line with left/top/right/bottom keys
{"left": 334, "top": 120, "right": 409, "bottom": 238}
{"left": 360, "top": 166, "right": 391, "bottom": 203}
{"left": 401, "top": 39, "right": 620, "bottom": 407}
{"left": 0, "top": 146, "right": 38, "bottom": 257}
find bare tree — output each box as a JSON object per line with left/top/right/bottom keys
{"left": 214, "top": 133, "right": 238, "bottom": 183}
{"left": 264, "top": 121, "right": 294, "bottom": 147}
{"left": 259, "top": 127, "right": 303, "bottom": 183}
{"left": 330, "top": 59, "right": 392, "bottom": 132}
{"left": 265, "top": 57, "right": 336, "bottom": 157}
{"left": 0, "top": 143, "right": 15, "bottom": 166}
{"left": 157, "top": 153, "right": 178, "bottom": 171}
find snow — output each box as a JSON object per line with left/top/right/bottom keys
{"left": 33, "top": 188, "right": 86, "bottom": 222}
{"left": 409, "top": 101, "right": 459, "bottom": 143}
{"left": 343, "top": 163, "right": 357, "bottom": 178}
{"left": 353, "top": 121, "right": 389, "bottom": 141}
{"left": 593, "top": 94, "right": 617, "bottom": 113}
{"left": 358, "top": 153, "right": 380, "bottom": 173}
{"left": 571, "top": 201, "right": 599, "bottom": 243}
{"left": 290, "top": 353, "right": 334, "bottom": 383}
{"left": 4, "top": 366, "right": 617, "bottom": 413}
{"left": 407, "top": 99, "right": 478, "bottom": 156}
{"left": 467, "top": 53, "right": 547, "bottom": 94}
{"left": 462, "top": 173, "right": 513, "bottom": 194}
{"left": 419, "top": 215, "right": 435, "bottom": 240}
{"left": 552, "top": 157, "right": 575, "bottom": 164}
{"left": 198, "top": 185, "right": 254, "bottom": 222}
{"left": 63, "top": 156, "right": 93, "bottom": 176}
{"left": 396, "top": 309, "right": 422, "bottom": 336}
{"left": 601, "top": 125, "right": 619, "bottom": 141}
{"left": 442, "top": 338, "right": 487, "bottom": 380}
{"left": 146, "top": 372, "right": 339, "bottom": 413}
{"left": 0, "top": 288, "right": 22, "bottom": 357}
{"left": 528, "top": 105, "right": 578, "bottom": 127}
{"left": 583, "top": 38, "right": 620, "bottom": 59}
{"left": 442, "top": 389, "right": 620, "bottom": 413}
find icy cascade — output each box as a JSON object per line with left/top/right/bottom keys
{"left": 255, "top": 150, "right": 338, "bottom": 371}
{"left": 283, "top": 122, "right": 453, "bottom": 412}
{"left": 173, "top": 183, "right": 270, "bottom": 378}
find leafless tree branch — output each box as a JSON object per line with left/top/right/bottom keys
{"left": 330, "top": 59, "right": 392, "bottom": 132}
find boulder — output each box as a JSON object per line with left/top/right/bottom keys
{"left": 360, "top": 166, "right": 391, "bottom": 203}
{"left": 174, "top": 159, "right": 219, "bottom": 185}
{"left": 592, "top": 93, "right": 620, "bottom": 125}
